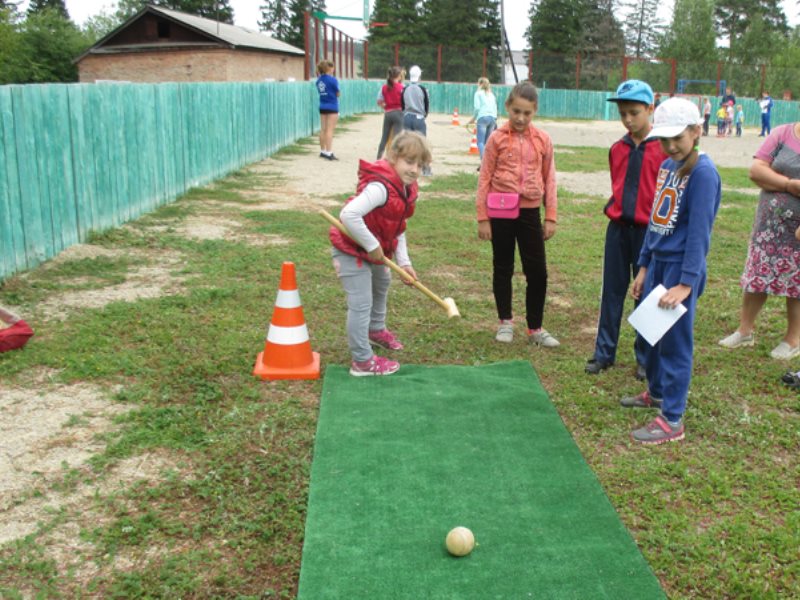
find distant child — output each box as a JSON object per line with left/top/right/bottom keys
{"left": 716, "top": 104, "right": 727, "bottom": 136}
{"left": 702, "top": 97, "right": 711, "bottom": 136}
{"left": 622, "top": 98, "right": 721, "bottom": 444}
{"left": 316, "top": 60, "right": 340, "bottom": 161}
{"left": 0, "top": 306, "right": 33, "bottom": 353}
{"left": 329, "top": 131, "right": 433, "bottom": 376}
{"left": 725, "top": 101, "right": 734, "bottom": 136}
{"left": 476, "top": 81, "right": 559, "bottom": 347}
{"left": 376, "top": 66, "right": 404, "bottom": 159}
{"left": 466, "top": 77, "right": 499, "bottom": 162}
{"left": 759, "top": 91, "right": 774, "bottom": 136}
{"left": 736, "top": 104, "right": 745, "bottom": 137}
{"left": 585, "top": 80, "right": 667, "bottom": 379}
{"left": 401, "top": 65, "right": 431, "bottom": 175}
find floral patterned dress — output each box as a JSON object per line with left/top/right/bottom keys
{"left": 741, "top": 124, "right": 800, "bottom": 298}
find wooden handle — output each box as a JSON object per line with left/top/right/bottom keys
{"left": 320, "top": 209, "right": 451, "bottom": 310}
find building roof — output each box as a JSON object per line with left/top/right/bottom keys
{"left": 77, "top": 4, "right": 304, "bottom": 61}
{"left": 148, "top": 5, "right": 304, "bottom": 55}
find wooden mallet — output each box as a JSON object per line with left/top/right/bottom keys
{"left": 320, "top": 209, "right": 461, "bottom": 318}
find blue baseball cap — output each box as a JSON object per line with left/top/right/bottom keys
{"left": 607, "top": 80, "right": 654, "bottom": 105}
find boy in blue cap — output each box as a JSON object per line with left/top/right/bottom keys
{"left": 585, "top": 80, "right": 667, "bottom": 379}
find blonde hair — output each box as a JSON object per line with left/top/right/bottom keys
{"left": 478, "top": 77, "right": 491, "bottom": 92}
{"left": 386, "top": 131, "right": 432, "bottom": 167}
{"left": 316, "top": 60, "right": 334, "bottom": 76}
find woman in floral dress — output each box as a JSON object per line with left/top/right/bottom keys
{"left": 719, "top": 122, "right": 800, "bottom": 359}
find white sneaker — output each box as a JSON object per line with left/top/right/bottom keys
{"left": 770, "top": 341, "right": 800, "bottom": 360}
{"left": 495, "top": 320, "right": 514, "bottom": 343}
{"left": 718, "top": 331, "right": 755, "bottom": 348}
{"left": 529, "top": 329, "right": 560, "bottom": 348}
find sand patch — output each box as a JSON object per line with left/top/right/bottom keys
{"left": 31, "top": 247, "right": 186, "bottom": 320}
{"left": 0, "top": 379, "right": 131, "bottom": 517}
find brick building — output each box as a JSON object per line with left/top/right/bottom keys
{"left": 76, "top": 5, "right": 305, "bottom": 83}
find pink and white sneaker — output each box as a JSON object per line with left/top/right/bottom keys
{"left": 368, "top": 329, "right": 404, "bottom": 350}
{"left": 350, "top": 355, "right": 400, "bottom": 377}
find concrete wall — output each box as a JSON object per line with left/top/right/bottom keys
{"left": 78, "top": 48, "right": 304, "bottom": 83}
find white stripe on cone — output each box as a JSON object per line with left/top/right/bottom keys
{"left": 275, "top": 289, "right": 301, "bottom": 308}
{"left": 266, "top": 323, "right": 309, "bottom": 344}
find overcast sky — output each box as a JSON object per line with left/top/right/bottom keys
{"left": 15, "top": 0, "right": 800, "bottom": 50}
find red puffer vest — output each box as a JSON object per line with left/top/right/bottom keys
{"left": 329, "top": 159, "right": 417, "bottom": 263}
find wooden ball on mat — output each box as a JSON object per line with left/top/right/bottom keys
{"left": 445, "top": 526, "right": 475, "bottom": 557}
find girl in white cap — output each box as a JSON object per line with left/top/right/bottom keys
{"left": 621, "top": 97, "right": 721, "bottom": 444}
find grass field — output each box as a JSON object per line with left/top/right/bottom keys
{"left": 0, "top": 117, "right": 798, "bottom": 598}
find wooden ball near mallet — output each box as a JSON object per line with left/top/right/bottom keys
{"left": 445, "top": 526, "right": 475, "bottom": 557}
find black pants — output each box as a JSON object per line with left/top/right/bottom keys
{"left": 490, "top": 207, "right": 547, "bottom": 330}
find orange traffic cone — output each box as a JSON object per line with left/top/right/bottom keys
{"left": 451, "top": 108, "right": 460, "bottom": 126}
{"left": 253, "top": 261, "right": 320, "bottom": 380}
{"left": 468, "top": 135, "right": 479, "bottom": 155}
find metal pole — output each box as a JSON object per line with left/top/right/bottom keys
{"left": 500, "top": 0, "right": 506, "bottom": 84}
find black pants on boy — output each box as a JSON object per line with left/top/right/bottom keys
{"left": 593, "top": 220, "right": 648, "bottom": 368}
{"left": 490, "top": 207, "right": 547, "bottom": 330}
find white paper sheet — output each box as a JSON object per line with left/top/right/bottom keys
{"left": 627, "top": 284, "right": 688, "bottom": 346}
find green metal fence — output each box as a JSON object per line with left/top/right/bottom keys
{"left": 2, "top": 80, "right": 799, "bottom": 281}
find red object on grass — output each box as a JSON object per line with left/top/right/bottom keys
{"left": 0, "top": 320, "right": 34, "bottom": 352}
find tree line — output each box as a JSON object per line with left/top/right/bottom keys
{"left": 1, "top": 0, "right": 799, "bottom": 98}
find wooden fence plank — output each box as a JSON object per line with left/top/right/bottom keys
{"left": 0, "top": 87, "right": 25, "bottom": 279}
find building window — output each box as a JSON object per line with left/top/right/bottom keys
{"left": 158, "top": 21, "right": 170, "bottom": 38}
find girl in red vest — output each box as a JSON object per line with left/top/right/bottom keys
{"left": 376, "top": 66, "right": 405, "bottom": 159}
{"left": 329, "top": 131, "right": 433, "bottom": 376}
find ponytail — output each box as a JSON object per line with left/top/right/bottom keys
{"left": 386, "top": 66, "right": 403, "bottom": 86}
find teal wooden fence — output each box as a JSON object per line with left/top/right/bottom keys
{"left": 2, "top": 80, "right": 798, "bottom": 281}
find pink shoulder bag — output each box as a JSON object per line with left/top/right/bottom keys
{"left": 486, "top": 128, "right": 529, "bottom": 219}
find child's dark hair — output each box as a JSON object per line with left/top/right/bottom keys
{"left": 386, "top": 66, "right": 403, "bottom": 85}
{"left": 386, "top": 131, "right": 432, "bottom": 167}
{"left": 316, "top": 60, "right": 334, "bottom": 76}
{"left": 506, "top": 81, "right": 538, "bottom": 106}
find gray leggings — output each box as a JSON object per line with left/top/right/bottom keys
{"left": 332, "top": 249, "right": 392, "bottom": 361}
{"left": 377, "top": 110, "right": 404, "bottom": 159}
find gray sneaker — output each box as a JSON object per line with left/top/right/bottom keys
{"left": 631, "top": 416, "right": 685, "bottom": 445}
{"left": 718, "top": 331, "right": 754, "bottom": 348}
{"left": 620, "top": 390, "right": 662, "bottom": 408}
{"left": 495, "top": 320, "right": 514, "bottom": 343}
{"left": 529, "top": 329, "right": 560, "bottom": 348}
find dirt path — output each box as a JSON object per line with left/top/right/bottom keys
{"left": 244, "top": 113, "right": 762, "bottom": 204}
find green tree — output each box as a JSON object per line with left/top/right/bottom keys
{"left": 19, "top": 8, "right": 93, "bottom": 82}
{"left": 622, "top": 0, "right": 662, "bottom": 58}
{"left": 82, "top": 8, "right": 120, "bottom": 41}
{"left": 366, "top": 0, "right": 423, "bottom": 77}
{"left": 259, "top": 0, "right": 323, "bottom": 49}
{"left": 658, "top": 0, "right": 717, "bottom": 88}
{"left": 527, "top": 0, "right": 624, "bottom": 89}
{"left": 0, "top": 7, "right": 27, "bottom": 83}
{"left": 715, "top": 0, "right": 787, "bottom": 55}
{"left": 423, "top": 0, "right": 501, "bottom": 81}
{"left": 578, "top": 0, "right": 624, "bottom": 89}
{"left": 764, "top": 28, "right": 800, "bottom": 98}
{"left": 26, "top": 0, "right": 68, "bottom": 19}
{"left": 115, "top": 0, "right": 233, "bottom": 23}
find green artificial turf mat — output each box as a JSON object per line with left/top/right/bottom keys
{"left": 298, "top": 361, "right": 665, "bottom": 599}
